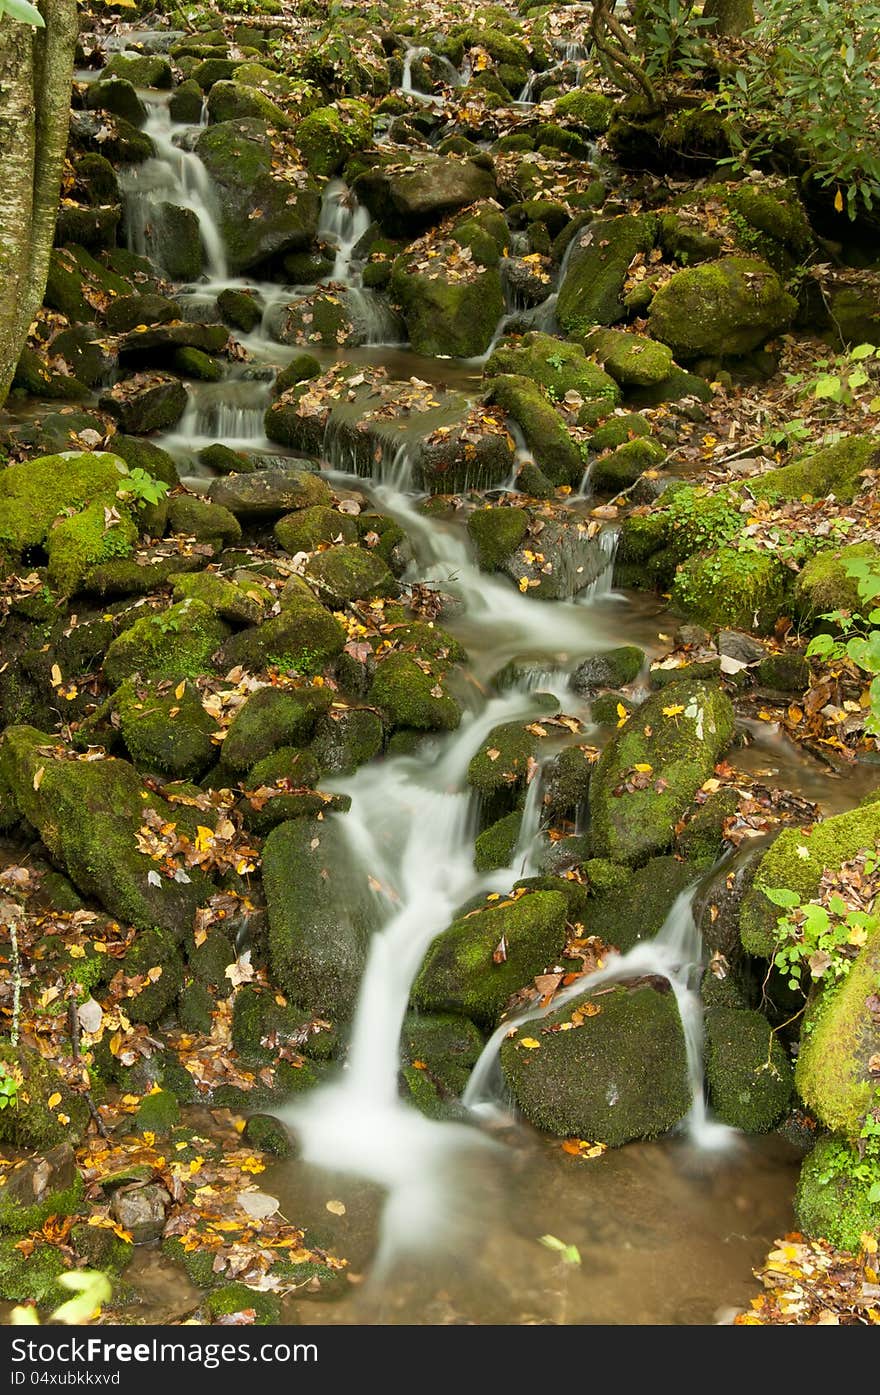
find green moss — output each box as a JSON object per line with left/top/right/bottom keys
{"left": 104, "top": 600, "right": 230, "bottom": 687}
{"left": 671, "top": 546, "right": 789, "bottom": 634}
{"left": 168, "top": 496, "right": 242, "bottom": 546}
{"left": 676, "top": 787, "right": 740, "bottom": 863}
{"left": 295, "top": 99, "right": 372, "bottom": 176}
{"left": 474, "top": 810, "right": 523, "bottom": 872}
{"left": 243, "top": 1113, "right": 292, "bottom": 1157}
{"left": 70, "top": 1221, "right": 133, "bottom": 1275}
{"left": 740, "top": 802, "right": 880, "bottom": 957}
{"left": 232, "top": 985, "right": 337, "bottom": 1063}
{"left": 572, "top": 645, "right": 644, "bottom": 693}
{"left": 488, "top": 374, "right": 581, "bottom": 487}
{"left": 486, "top": 332, "right": 620, "bottom": 407}
{"left": 0, "top": 1237, "right": 69, "bottom": 1307}
{"left": 173, "top": 346, "right": 223, "bottom": 382}
{"left": 135, "top": 1088, "right": 180, "bottom": 1135}
{"left": 104, "top": 53, "right": 173, "bottom": 88}
{"left": 275, "top": 505, "right": 358, "bottom": 553}
{"left": 110, "top": 435, "right": 179, "bottom": 487}
{"left": 219, "top": 591, "right": 345, "bottom": 676}
{"left": 0, "top": 451, "right": 128, "bottom": 557}
{"left": 795, "top": 926, "right": 880, "bottom": 1139}
{"left": 172, "top": 571, "right": 268, "bottom": 625}
{"left": 45, "top": 498, "right": 138, "bottom": 596}
{"left": 467, "top": 506, "right": 529, "bottom": 570}
{"left": 305, "top": 545, "right": 397, "bottom": 607}
{"left": 557, "top": 213, "right": 657, "bottom": 335}
{"left": 587, "top": 414, "right": 652, "bottom": 452}
{"left": 390, "top": 258, "right": 504, "bottom": 359}
{"left": 467, "top": 719, "right": 540, "bottom": 812}
{"left": 584, "top": 327, "right": 674, "bottom": 388}
{"left": 0, "top": 1156, "right": 84, "bottom": 1234}
{"left": 411, "top": 891, "right": 568, "bottom": 1028}
{"left": 113, "top": 677, "right": 216, "bottom": 778}
{"left": 794, "top": 542, "right": 879, "bottom": 619}
{"left": 590, "top": 437, "right": 666, "bottom": 495}
{"left": 205, "top": 1282, "right": 281, "bottom": 1324}
{"left": 120, "top": 928, "right": 184, "bottom": 1023}
{"left": 309, "top": 708, "right": 384, "bottom": 775}
{"left": 553, "top": 88, "right": 613, "bottom": 134}
{"left": 795, "top": 1137, "right": 880, "bottom": 1252}
{"left": 647, "top": 257, "right": 796, "bottom": 360}
{"left": 369, "top": 652, "right": 460, "bottom": 731}
{"left": 704, "top": 1007, "right": 792, "bottom": 1131}
{"left": 588, "top": 678, "right": 735, "bottom": 865}
{"left": 0, "top": 1044, "right": 89, "bottom": 1149}
{"left": 500, "top": 979, "right": 690, "bottom": 1145}
{"left": 585, "top": 855, "right": 695, "bottom": 952}
{"left": 223, "top": 685, "right": 332, "bottom": 772}
{"left": 752, "top": 435, "right": 880, "bottom": 507}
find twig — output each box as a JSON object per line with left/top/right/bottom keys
{"left": 8, "top": 911, "right": 22, "bottom": 1048}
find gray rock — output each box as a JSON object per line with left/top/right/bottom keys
{"left": 110, "top": 1183, "right": 171, "bottom": 1244}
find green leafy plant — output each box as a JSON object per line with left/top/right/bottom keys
{"left": 765, "top": 883, "right": 877, "bottom": 991}
{"left": 0, "top": 1066, "right": 19, "bottom": 1110}
{"left": 11, "top": 1270, "right": 113, "bottom": 1326}
{"left": 117, "top": 469, "right": 170, "bottom": 508}
{"left": 0, "top": 0, "right": 46, "bottom": 27}
{"left": 635, "top": 0, "right": 714, "bottom": 78}
{"left": 807, "top": 554, "right": 880, "bottom": 734}
{"left": 711, "top": 0, "right": 880, "bottom": 219}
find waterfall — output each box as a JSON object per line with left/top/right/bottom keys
{"left": 315, "top": 181, "right": 404, "bottom": 347}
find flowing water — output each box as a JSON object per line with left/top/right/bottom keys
{"left": 101, "top": 94, "right": 816, "bottom": 1323}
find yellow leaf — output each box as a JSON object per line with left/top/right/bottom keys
{"left": 325, "top": 1199, "right": 346, "bottom": 1215}
{"left": 848, "top": 924, "right": 868, "bottom": 947}
{"left": 175, "top": 681, "right": 186, "bottom": 700}
{"left": 33, "top": 766, "right": 45, "bottom": 791}
{"left": 616, "top": 703, "right": 629, "bottom": 728}
{"left": 50, "top": 664, "right": 62, "bottom": 688}
{"left": 68, "top": 944, "right": 86, "bottom": 959}
{"left": 662, "top": 704, "right": 684, "bottom": 717}
{"left": 633, "top": 763, "right": 652, "bottom": 773}
{"left": 834, "top": 188, "right": 844, "bottom": 213}
{"left": 195, "top": 825, "right": 214, "bottom": 853}
{"left": 518, "top": 576, "right": 530, "bottom": 593}
{"left": 47, "top": 1092, "right": 62, "bottom": 1109}
{"left": 519, "top": 1037, "right": 541, "bottom": 1049}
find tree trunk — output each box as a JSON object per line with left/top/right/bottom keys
{"left": 702, "top": 0, "right": 755, "bottom": 36}
{"left": 0, "top": 0, "right": 77, "bottom": 408}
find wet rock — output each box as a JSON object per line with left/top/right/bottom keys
{"left": 84, "top": 77, "right": 147, "bottom": 127}
{"left": 474, "top": 810, "right": 522, "bottom": 872}
{"left": 352, "top": 151, "right": 496, "bottom": 235}
{"left": 207, "top": 468, "right": 331, "bottom": 518}
{"left": 704, "top": 1006, "right": 792, "bottom": 1132}
{"left": 147, "top": 202, "right": 203, "bottom": 282}
{"left": 647, "top": 257, "right": 796, "bottom": 360}
{"left": 45, "top": 325, "right": 115, "bottom": 389}
{"left": 717, "top": 629, "right": 766, "bottom": 665}
{"left": 104, "top": 598, "right": 231, "bottom": 687}
{"left": 467, "top": 506, "right": 529, "bottom": 570}
{"left": 501, "top": 516, "right": 612, "bottom": 599}
{"left": 500, "top": 976, "right": 691, "bottom": 1144}
{"left": 196, "top": 119, "right": 321, "bottom": 274}
{"left": 99, "top": 372, "right": 188, "bottom": 433}
{"left": 275, "top": 504, "right": 358, "bottom": 553}
{"left": 12, "top": 346, "right": 89, "bottom": 401}
{"left": 243, "top": 1114, "right": 294, "bottom": 1158}
{"left": 217, "top": 287, "right": 263, "bottom": 333}
{"left": 572, "top": 646, "right": 645, "bottom": 695}
{"left": 169, "top": 77, "right": 204, "bottom": 123}
{"left": 488, "top": 375, "right": 581, "bottom": 486}
{"left": 117, "top": 321, "right": 228, "bottom": 365}
{"left": 369, "top": 652, "right": 460, "bottom": 731}
{"left": 584, "top": 855, "right": 695, "bottom": 952}
{"left": 588, "top": 678, "right": 735, "bottom": 864}
{"left": 222, "top": 685, "right": 332, "bottom": 773}
{"left": 110, "top": 1183, "right": 170, "bottom": 1245}
{"left": 589, "top": 437, "right": 667, "bottom": 495}
{"left": 304, "top": 544, "right": 398, "bottom": 606}
{"left": 69, "top": 110, "right": 155, "bottom": 164}
{"left": 487, "top": 331, "right": 620, "bottom": 409}
{"left": 111, "top": 677, "right": 217, "bottom": 779}
{"left": 557, "top": 214, "right": 657, "bottom": 333}
{"left": 218, "top": 580, "right": 345, "bottom": 676}
{"left": 105, "top": 292, "right": 182, "bottom": 334}
{"left": 411, "top": 890, "right": 569, "bottom": 1028}
{"left": 0, "top": 1143, "right": 83, "bottom": 1237}
{"left": 401, "top": 1012, "right": 485, "bottom": 1119}
{"left": 310, "top": 708, "right": 384, "bottom": 776}
{"left": 583, "top": 327, "right": 675, "bottom": 388}
{"left": 103, "top": 53, "right": 173, "bottom": 88}
{"left": 53, "top": 201, "right": 121, "bottom": 252}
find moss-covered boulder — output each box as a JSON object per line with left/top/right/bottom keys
{"left": 467, "top": 506, "right": 529, "bottom": 570}
{"left": 104, "top": 600, "right": 230, "bottom": 687}
{"left": 671, "top": 546, "right": 789, "bottom": 634}
{"left": 704, "top": 1006, "right": 792, "bottom": 1132}
{"left": 586, "top": 855, "right": 695, "bottom": 952}
{"left": 390, "top": 257, "right": 504, "bottom": 359}
{"left": 310, "top": 708, "right": 384, "bottom": 775}
{"left": 219, "top": 585, "right": 345, "bottom": 676}
{"left": 473, "top": 810, "right": 523, "bottom": 872}
{"left": 0, "top": 1237, "right": 69, "bottom": 1306}
{"left": 110, "top": 434, "right": 179, "bottom": 487}
{"left": 751, "top": 434, "right": 880, "bottom": 506}
{"left": 411, "top": 891, "right": 568, "bottom": 1028}
{"left": 304, "top": 545, "right": 397, "bottom": 607}
{"left": 113, "top": 677, "right": 216, "bottom": 778}
{"left": 0, "top": 1145, "right": 84, "bottom": 1235}
{"left": 369, "top": 652, "right": 460, "bottom": 731}
{"left": 352, "top": 151, "right": 496, "bottom": 237}
{"left": 794, "top": 542, "right": 880, "bottom": 619}
{"left": 99, "top": 373, "right": 188, "bottom": 434}
{"left": 0, "top": 1045, "right": 89, "bottom": 1150}
{"left": 168, "top": 496, "right": 242, "bottom": 546}
{"left": 557, "top": 214, "right": 657, "bottom": 335}
{"left": 486, "top": 332, "right": 620, "bottom": 408}
{"left": 500, "top": 977, "right": 691, "bottom": 1144}
{"left": 196, "top": 120, "right": 320, "bottom": 274}
{"left": 647, "top": 257, "right": 796, "bottom": 360}
{"left": 275, "top": 505, "right": 358, "bottom": 553}
{"left": 263, "top": 816, "right": 378, "bottom": 1018}
{"left": 740, "top": 802, "right": 880, "bottom": 957}
{"left": 207, "top": 468, "right": 331, "bottom": 518}
{"left": 553, "top": 88, "right": 614, "bottom": 134}
{"left": 795, "top": 1137, "right": 880, "bottom": 1252}
{"left": 171, "top": 571, "right": 268, "bottom": 625}
{"left": 222, "top": 684, "right": 332, "bottom": 772}
{"left": 295, "top": 99, "right": 372, "bottom": 176}
{"left": 584, "top": 327, "right": 674, "bottom": 388}
{"left": 488, "top": 374, "right": 581, "bottom": 486}
{"left": 401, "top": 1011, "right": 485, "bottom": 1118}
{"left": 588, "top": 679, "right": 735, "bottom": 864}
{"left": 46, "top": 498, "right": 139, "bottom": 596}
{"left": 795, "top": 926, "right": 880, "bottom": 1139}
{"left": 0, "top": 726, "right": 212, "bottom": 938}
{"left": 204, "top": 1282, "right": 281, "bottom": 1325}
{"left": 467, "top": 718, "right": 541, "bottom": 820}
{"left": 103, "top": 52, "right": 173, "bottom": 88}
{"left": 0, "top": 451, "right": 129, "bottom": 561}
{"left": 572, "top": 645, "right": 644, "bottom": 694}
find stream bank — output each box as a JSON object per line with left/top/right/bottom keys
{"left": 1, "top": 0, "right": 879, "bottom": 1326}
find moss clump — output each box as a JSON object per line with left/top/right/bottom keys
{"left": 168, "top": 495, "right": 242, "bottom": 546}
{"left": 219, "top": 589, "right": 345, "bottom": 676}
{"left": 553, "top": 88, "right": 614, "bottom": 134}
{"left": 488, "top": 374, "right": 582, "bottom": 486}
{"left": 275, "top": 505, "right": 358, "bottom": 553}
{"left": 271, "top": 352, "right": 321, "bottom": 397}
{"left": 486, "top": 332, "right": 620, "bottom": 407}
{"left": 474, "top": 810, "right": 522, "bottom": 872}
{"left": 671, "top": 545, "right": 788, "bottom": 634}
{"left": 390, "top": 258, "right": 504, "bottom": 359}
{"left": 104, "top": 53, "right": 173, "bottom": 88}
{"left": 263, "top": 816, "right": 379, "bottom": 1019}
{"left": 467, "top": 506, "right": 529, "bottom": 570}
{"left": 467, "top": 718, "right": 540, "bottom": 816}
{"left": 411, "top": 891, "right": 568, "bottom": 1028}
{"left": 295, "top": 99, "right": 372, "bottom": 176}
{"left": 795, "top": 926, "right": 880, "bottom": 1139}
{"left": 587, "top": 414, "right": 652, "bottom": 452}
{"left": 70, "top": 1221, "right": 133, "bottom": 1275}
{"left": 135, "top": 1088, "right": 180, "bottom": 1135}
{"left": 647, "top": 257, "right": 796, "bottom": 360}
{"left": 45, "top": 498, "right": 138, "bottom": 596}
{"left": 795, "top": 1137, "right": 880, "bottom": 1252}
{"left": 223, "top": 685, "right": 332, "bottom": 772}
{"left": 0, "top": 451, "right": 128, "bottom": 558}
{"left": 557, "top": 213, "right": 657, "bottom": 334}
{"left": 0, "top": 1237, "right": 69, "bottom": 1307}
{"left": 217, "top": 287, "right": 263, "bottom": 333}
{"left": 171, "top": 571, "right": 268, "bottom": 625}
{"left": 740, "top": 801, "right": 880, "bottom": 957}
{"left": 586, "top": 855, "right": 695, "bottom": 952}
{"left": 401, "top": 1011, "right": 484, "bottom": 1116}
{"left": 173, "top": 346, "right": 223, "bottom": 382}
{"left": 204, "top": 1281, "right": 281, "bottom": 1324}
{"left": 110, "top": 435, "right": 179, "bottom": 487}
{"left": 589, "top": 678, "right": 735, "bottom": 865}
{"left": 676, "top": 786, "right": 740, "bottom": 863}
{"left": 500, "top": 979, "right": 690, "bottom": 1145}
{"left": 590, "top": 437, "right": 667, "bottom": 495}
{"left": 751, "top": 434, "right": 880, "bottom": 506}
{"left": 369, "top": 652, "right": 460, "bottom": 731}
{"left": 0, "top": 1044, "right": 89, "bottom": 1149}
{"left": 104, "top": 600, "right": 230, "bottom": 687}
{"left": 584, "top": 327, "right": 674, "bottom": 388}
{"left": 112, "top": 678, "right": 216, "bottom": 779}
{"left": 232, "top": 986, "right": 337, "bottom": 1063}
{"left": 304, "top": 545, "right": 397, "bottom": 607}
{"left": 243, "top": 1113, "right": 292, "bottom": 1157}
{"left": 794, "top": 542, "right": 880, "bottom": 619}
{"left": 704, "top": 1006, "right": 792, "bottom": 1131}
{"left": 309, "top": 708, "right": 384, "bottom": 776}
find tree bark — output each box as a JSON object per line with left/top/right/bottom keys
{"left": 702, "top": 0, "right": 755, "bottom": 37}
{"left": 0, "top": 0, "right": 77, "bottom": 407}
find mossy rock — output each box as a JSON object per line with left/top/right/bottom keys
{"left": 271, "top": 352, "right": 322, "bottom": 397}
{"left": 70, "top": 1220, "right": 134, "bottom": 1275}
{"left": 676, "top": 786, "right": 740, "bottom": 863}
{"left": 0, "top": 1046, "right": 89, "bottom": 1151}
{"left": 411, "top": 891, "right": 568, "bottom": 1029}
{"left": 168, "top": 495, "right": 242, "bottom": 546}
{"left": 243, "top": 1113, "right": 292, "bottom": 1157}
{"left": 207, "top": 468, "right": 331, "bottom": 518}
{"left": 207, "top": 79, "right": 290, "bottom": 127}
{"left": 295, "top": 99, "right": 372, "bottom": 176}
{"left": 794, "top": 541, "right": 880, "bottom": 620}
{"left": 557, "top": 213, "right": 657, "bottom": 334}
{"left": 486, "top": 332, "right": 620, "bottom": 407}
{"left": 232, "top": 985, "right": 337, "bottom": 1063}
{"left": 584, "top": 327, "right": 674, "bottom": 388}
{"left": 84, "top": 76, "right": 147, "bottom": 127}
{"left": 795, "top": 926, "right": 880, "bottom": 1139}
{"left": 104, "top": 53, "right": 173, "bottom": 88}
{"left": 120, "top": 928, "right": 184, "bottom": 1023}
{"left": 263, "top": 816, "right": 379, "bottom": 1018}
{"left": 218, "top": 590, "right": 345, "bottom": 676}
{"left": 0, "top": 1237, "right": 69, "bottom": 1307}
{"left": 500, "top": 977, "right": 691, "bottom": 1145}
{"left": 110, "top": 434, "right": 179, "bottom": 487}
{"left": 740, "top": 801, "right": 880, "bottom": 957}
{"left": 488, "top": 374, "right": 581, "bottom": 486}
{"left": 104, "top": 599, "right": 230, "bottom": 687}
{"left": 474, "top": 810, "right": 523, "bottom": 872}
{"left": 591, "top": 691, "right": 636, "bottom": 726}
{"left": 553, "top": 88, "right": 614, "bottom": 134}
{"left": 204, "top": 1282, "right": 281, "bottom": 1325}
{"left": 46, "top": 498, "right": 139, "bottom": 596}
{"left": 795, "top": 1136, "right": 880, "bottom": 1252}
{"left": 223, "top": 684, "right": 332, "bottom": 772}
{"left": 588, "top": 678, "right": 735, "bottom": 864}
{"left": 400, "top": 1011, "right": 485, "bottom": 1113}
{"left": 467, "top": 506, "right": 529, "bottom": 570}
{"left": 467, "top": 718, "right": 541, "bottom": 814}
{"left": 304, "top": 545, "right": 397, "bottom": 607}
{"left": 704, "top": 1006, "right": 792, "bottom": 1132}
{"left": 171, "top": 570, "right": 268, "bottom": 625}
{"left": 173, "top": 346, "right": 223, "bottom": 382}
{"left": 0, "top": 450, "right": 128, "bottom": 558}
{"left": 369, "top": 652, "right": 460, "bottom": 731}
{"left": 112, "top": 677, "right": 216, "bottom": 778}
{"left": 542, "top": 745, "right": 595, "bottom": 821}
{"left": 752, "top": 434, "right": 880, "bottom": 506}
{"left": 275, "top": 505, "right": 358, "bottom": 553}
{"left": 309, "top": 708, "right": 384, "bottom": 775}
{"left": 647, "top": 257, "right": 796, "bottom": 361}
{"left": 572, "top": 645, "right": 644, "bottom": 694}
{"left": 216, "top": 287, "right": 263, "bottom": 334}
{"left": 586, "top": 855, "right": 695, "bottom": 952}
{"left": 135, "top": 1088, "right": 180, "bottom": 1135}
{"left": 390, "top": 258, "right": 504, "bottom": 358}
{"left": 590, "top": 437, "right": 666, "bottom": 495}
{"left": 671, "top": 545, "right": 788, "bottom": 634}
